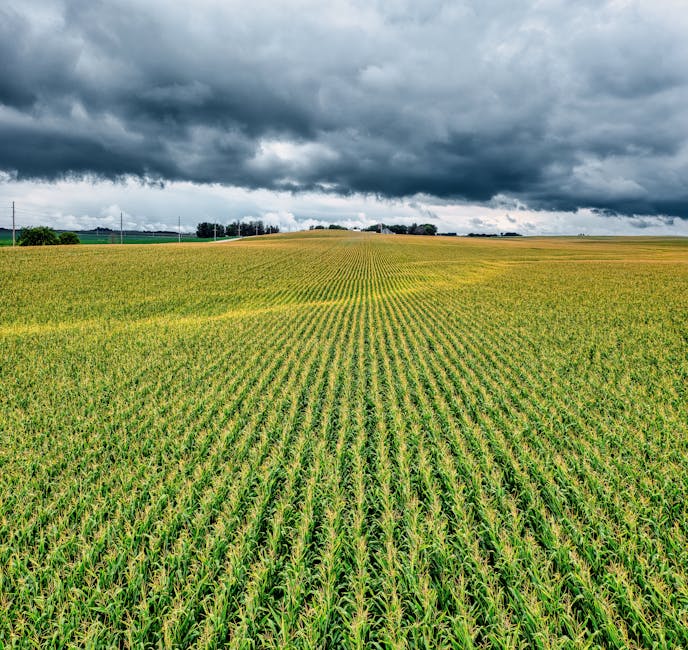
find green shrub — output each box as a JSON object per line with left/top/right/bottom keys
{"left": 58, "top": 232, "right": 80, "bottom": 245}
{"left": 17, "top": 227, "right": 59, "bottom": 246}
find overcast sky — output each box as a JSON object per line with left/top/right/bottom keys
{"left": 2, "top": 0, "right": 687, "bottom": 234}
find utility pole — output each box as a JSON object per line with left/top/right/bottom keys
{"left": 120, "top": 212, "right": 123, "bottom": 244}
{"left": 12, "top": 201, "right": 15, "bottom": 246}
{"left": 178, "top": 216, "right": 181, "bottom": 243}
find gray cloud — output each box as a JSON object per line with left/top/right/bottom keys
{"left": 1, "top": 0, "right": 688, "bottom": 218}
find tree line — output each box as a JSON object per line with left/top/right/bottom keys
{"left": 364, "top": 223, "right": 439, "bottom": 235}
{"left": 466, "top": 232, "right": 522, "bottom": 237}
{"left": 196, "top": 221, "right": 280, "bottom": 238}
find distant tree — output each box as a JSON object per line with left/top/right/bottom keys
{"left": 364, "top": 224, "right": 378, "bottom": 232}
{"left": 328, "top": 224, "right": 348, "bottom": 230}
{"left": 196, "top": 222, "right": 213, "bottom": 238}
{"left": 58, "top": 232, "right": 80, "bottom": 244}
{"left": 196, "top": 222, "right": 225, "bottom": 238}
{"left": 236, "top": 220, "right": 267, "bottom": 236}
{"left": 388, "top": 224, "right": 408, "bottom": 235}
{"left": 18, "top": 227, "right": 59, "bottom": 246}
{"left": 418, "top": 223, "right": 438, "bottom": 236}
{"left": 406, "top": 223, "right": 437, "bottom": 235}
{"left": 225, "top": 220, "right": 278, "bottom": 236}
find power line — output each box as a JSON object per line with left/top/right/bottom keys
{"left": 1, "top": 206, "right": 199, "bottom": 243}
{"left": 10, "top": 207, "right": 65, "bottom": 220}
{"left": 12, "top": 207, "right": 58, "bottom": 214}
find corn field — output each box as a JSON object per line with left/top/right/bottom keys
{"left": 1, "top": 231, "right": 687, "bottom": 648}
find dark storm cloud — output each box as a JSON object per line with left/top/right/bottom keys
{"left": 2, "top": 0, "right": 688, "bottom": 217}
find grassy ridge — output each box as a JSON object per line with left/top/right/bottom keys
{"left": 1, "top": 232, "right": 687, "bottom": 647}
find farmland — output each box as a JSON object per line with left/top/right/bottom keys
{"left": 0, "top": 229, "right": 220, "bottom": 246}
{"left": 1, "top": 231, "right": 687, "bottom": 648}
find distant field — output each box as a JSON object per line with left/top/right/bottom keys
{"left": 1, "top": 232, "right": 687, "bottom": 647}
{"left": 0, "top": 230, "right": 235, "bottom": 245}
